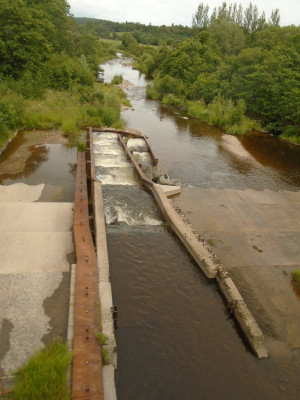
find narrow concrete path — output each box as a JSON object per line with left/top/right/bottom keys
{"left": 0, "top": 184, "right": 74, "bottom": 381}
{"left": 175, "top": 187, "right": 300, "bottom": 353}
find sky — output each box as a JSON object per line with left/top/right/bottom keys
{"left": 68, "top": 0, "right": 300, "bottom": 27}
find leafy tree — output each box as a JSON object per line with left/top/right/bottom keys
{"left": 121, "top": 33, "right": 138, "bottom": 48}
{"left": 192, "top": 3, "right": 210, "bottom": 30}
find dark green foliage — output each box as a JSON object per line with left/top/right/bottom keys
{"left": 141, "top": 3, "right": 300, "bottom": 139}
{"left": 42, "top": 53, "right": 94, "bottom": 90}
{"left": 111, "top": 75, "right": 123, "bottom": 85}
{"left": 0, "top": 98, "right": 23, "bottom": 140}
{"left": 75, "top": 17, "right": 192, "bottom": 46}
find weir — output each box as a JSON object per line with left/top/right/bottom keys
{"left": 83, "top": 127, "right": 269, "bottom": 399}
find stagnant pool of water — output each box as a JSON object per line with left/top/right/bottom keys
{"left": 0, "top": 130, "right": 77, "bottom": 201}
{"left": 93, "top": 129, "right": 300, "bottom": 400}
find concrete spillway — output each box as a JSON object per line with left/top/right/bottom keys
{"left": 88, "top": 128, "right": 284, "bottom": 400}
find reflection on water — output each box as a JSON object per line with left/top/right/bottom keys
{"left": 101, "top": 59, "right": 300, "bottom": 191}
{"left": 0, "top": 130, "right": 77, "bottom": 201}
{"left": 108, "top": 226, "right": 300, "bottom": 400}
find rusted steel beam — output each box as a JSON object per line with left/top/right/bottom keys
{"left": 143, "top": 136, "right": 158, "bottom": 166}
{"left": 72, "top": 151, "right": 104, "bottom": 400}
{"left": 91, "top": 126, "right": 145, "bottom": 139}
{"left": 118, "top": 134, "right": 154, "bottom": 192}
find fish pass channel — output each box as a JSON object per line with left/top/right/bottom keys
{"left": 93, "top": 131, "right": 300, "bottom": 400}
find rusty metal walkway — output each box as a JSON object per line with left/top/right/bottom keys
{"left": 72, "top": 151, "right": 103, "bottom": 399}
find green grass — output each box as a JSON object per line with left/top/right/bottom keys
{"left": 292, "top": 271, "right": 300, "bottom": 294}
{"left": 13, "top": 340, "right": 72, "bottom": 400}
{"left": 96, "top": 332, "right": 110, "bottom": 366}
{"left": 0, "top": 81, "right": 126, "bottom": 148}
{"left": 186, "top": 97, "right": 260, "bottom": 135}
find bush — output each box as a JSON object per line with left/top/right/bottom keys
{"left": 111, "top": 75, "right": 123, "bottom": 85}
{"left": 0, "top": 96, "right": 23, "bottom": 143}
{"left": 156, "top": 75, "right": 184, "bottom": 97}
{"left": 187, "top": 100, "right": 208, "bottom": 121}
{"left": 162, "top": 94, "right": 184, "bottom": 106}
{"left": 280, "top": 126, "right": 300, "bottom": 144}
{"left": 208, "top": 95, "right": 246, "bottom": 128}
{"left": 146, "top": 85, "right": 160, "bottom": 100}
{"left": 42, "top": 53, "right": 94, "bottom": 91}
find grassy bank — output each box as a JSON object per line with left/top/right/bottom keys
{"left": 0, "top": 82, "right": 126, "bottom": 149}
{"left": 147, "top": 84, "right": 260, "bottom": 135}
{"left": 11, "top": 340, "right": 72, "bottom": 400}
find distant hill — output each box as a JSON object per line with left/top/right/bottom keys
{"left": 75, "top": 17, "right": 191, "bottom": 46}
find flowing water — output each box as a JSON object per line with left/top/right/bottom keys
{"left": 99, "top": 56, "right": 300, "bottom": 400}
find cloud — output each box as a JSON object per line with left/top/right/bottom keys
{"left": 68, "top": 0, "right": 300, "bottom": 27}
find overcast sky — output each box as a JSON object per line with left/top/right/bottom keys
{"left": 68, "top": 0, "right": 300, "bottom": 27}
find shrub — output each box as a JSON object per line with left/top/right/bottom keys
{"left": 42, "top": 53, "right": 94, "bottom": 91}
{"left": 162, "top": 94, "right": 184, "bottom": 106}
{"left": 156, "top": 75, "right": 183, "bottom": 97}
{"left": 146, "top": 85, "right": 160, "bottom": 100}
{"left": 111, "top": 75, "right": 123, "bottom": 85}
{"left": 0, "top": 97, "right": 23, "bottom": 142}
{"left": 187, "top": 100, "right": 208, "bottom": 121}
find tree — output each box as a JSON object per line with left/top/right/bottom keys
{"left": 269, "top": 9, "right": 280, "bottom": 26}
{"left": 121, "top": 33, "right": 138, "bottom": 48}
{"left": 192, "top": 3, "right": 210, "bottom": 30}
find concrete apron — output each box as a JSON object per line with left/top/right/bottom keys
{"left": 0, "top": 183, "right": 74, "bottom": 393}
{"left": 153, "top": 185, "right": 268, "bottom": 359}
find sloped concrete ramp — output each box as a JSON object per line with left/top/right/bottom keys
{"left": 175, "top": 187, "right": 300, "bottom": 353}
{"left": 0, "top": 184, "right": 74, "bottom": 380}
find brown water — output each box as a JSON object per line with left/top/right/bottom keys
{"left": 0, "top": 130, "right": 77, "bottom": 201}
{"left": 107, "top": 226, "right": 300, "bottom": 400}
{"left": 101, "top": 57, "right": 300, "bottom": 400}
{"left": 102, "top": 57, "right": 300, "bottom": 192}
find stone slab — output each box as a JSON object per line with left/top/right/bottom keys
{"left": 159, "top": 184, "right": 181, "bottom": 197}
{"left": 0, "top": 232, "right": 73, "bottom": 274}
{"left": 0, "top": 183, "right": 45, "bottom": 202}
{"left": 201, "top": 231, "right": 300, "bottom": 268}
{"left": 229, "top": 265, "right": 300, "bottom": 351}
{"left": 0, "top": 202, "right": 73, "bottom": 232}
{"left": 175, "top": 187, "right": 300, "bottom": 351}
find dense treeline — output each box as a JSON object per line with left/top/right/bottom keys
{"left": 75, "top": 17, "right": 191, "bottom": 46}
{"left": 135, "top": 3, "right": 300, "bottom": 142}
{"left": 0, "top": 0, "right": 123, "bottom": 146}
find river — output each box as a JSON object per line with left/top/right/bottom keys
{"left": 102, "top": 56, "right": 300, "bottom": 192}
{"left": 99, "top": 56, "right": 300, "bottom": 400}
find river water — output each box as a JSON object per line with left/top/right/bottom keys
{"left": 102, "top": 56, "right": 300, "bottom": 192}
{"left": 99, "top": 56, "right": 300, "bottom": 400}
